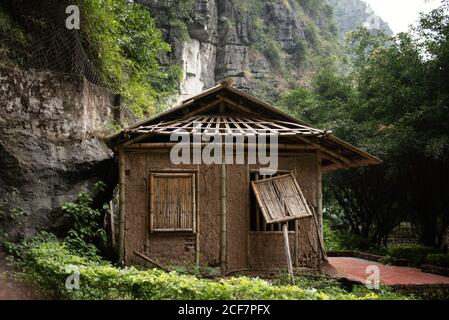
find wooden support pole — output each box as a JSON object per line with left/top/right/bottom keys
{"left": 246, "top": 164, "right": 251, "bottom": 269}
{"left": 118, "top": 147, "right": 126, "bottom": 264}
{"left": 109, "top": 200, "right": 115, "bottom": 249}
{"left": 282, "top": 223, "right": 294, "bottom": 284}
{"left": 220, "top": 163, "right": 227, "bottom": 276}
{"left": 294, "top": 220, "right": 299, "bottom": 268}
{"left": 316, "top": 151, "right": 328, "bottom": 263}
{"left": 195, "top": 171, "right": 200, "bottom": 265}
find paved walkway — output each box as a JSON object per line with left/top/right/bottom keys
{"left": 326, "top": 257, "right": 449, "bottom": 286}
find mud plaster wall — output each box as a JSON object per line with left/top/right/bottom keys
{"left": 123, "top": 150, "right": 320, "bottom": 269}
{"left": 123, "top": 150, "right": 221, "bottom": 266}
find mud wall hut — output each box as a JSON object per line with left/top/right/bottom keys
{"left": 106, "top": 82, "right": 382, "bottom": 274}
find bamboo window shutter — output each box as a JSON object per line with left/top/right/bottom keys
{"left": 251, "top": 172, "right": 312, "bottom": 224}
{"left": 149, "top": 173, "right": 196, "bottom": 232}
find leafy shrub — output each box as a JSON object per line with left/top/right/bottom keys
{"left": 323, "top": 220, "right": 343, "bottom": 251}
{"left": 426, "top": 254, "right": 449, "bottom": 268}
{"left": 1, "top": 0, "right": 181, "bottom": 117}
{"left": 387, "top": 245, "right": 440, "bottom": 267}
{"left": 79, "top": 0, "right": 181, "bottom": 116}
{"left": 6, "top": 236, "right": 410, "bottom": 300}
{"left": 61, "top": 182, "right": 107, "bottom": 260}
{"left": 322, "top": 221, "right": 375, "bottom": 253}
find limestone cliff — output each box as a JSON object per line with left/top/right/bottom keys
{"left": 139, "top": 0, "right": 391, "bottom": 103}
{"left": 328, "top": 0, "right": 393, "bottom": 37}
{"left": 0, "top": 67, "right": 117, "bottom": 239}
{"left": 140, "top": 0, "right": 339, "bottom": 102}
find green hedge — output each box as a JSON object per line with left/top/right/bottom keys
{"left": 426, "top": 254, "right": 449, "bottom": 268}
{"left": 387, "top": 245, "right": 440, "bottom": 267}
{"left": 7, "top": 236, "right": 409, "bottom": 300}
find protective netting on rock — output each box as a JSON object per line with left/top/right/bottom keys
{"left": 3, "top": 0, "right": 107, "bottom": 88}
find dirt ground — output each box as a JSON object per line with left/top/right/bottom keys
{"left": 0, "top": 250, "right": 37, "bottom": 300}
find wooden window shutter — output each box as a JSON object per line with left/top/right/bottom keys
{"left": 149, "top": 173, "right": 196, "bottom": 232}
{"left": 251, "top": 172, "right": 312, "bottom": 224}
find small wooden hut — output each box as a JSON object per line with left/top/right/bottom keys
{"left": 106, "top": 82, "right": 382, "bottom": 274}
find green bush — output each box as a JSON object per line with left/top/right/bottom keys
{"left": 6, "top": 236, "right": 410, "bottom": 300}
{"left": 387, "top": 245, "right": 440, "bottom": 267}
{"left": 323, "top": 220, "right": 343, "bottom": 251}
{"left": 322, "top": 220, "right": 375, "bottom": 252}
{"left": 61, "top": 181, "right": 107, "bottom": 260}
{"left": 426, "top": 254, "right": 449, "bottom": 268}
{"left": 79, "top": 0, "right": 181, "bottom": 116}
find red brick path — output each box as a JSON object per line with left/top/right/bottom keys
{"left": 327, "top": 257, "right": 449, "bottom": 285}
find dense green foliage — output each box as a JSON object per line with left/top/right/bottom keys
{"left": 385, "top": 245, "right": 439, "bottom": 267}
{"left": 323, "top": 219, "right": 376, "bottom": 252}
{"left": 426, "top": 254, "right": 449, "bottom": 268}
{"left": 6, "top": 234, "right": 408, "bottom": 300}
{"left": 60, "top": 182, "right": 108, "bottom": 261}
{"left": 79, "top": 0, "right": 181, "bottom": 116}
{"left": 0, "top": 0, "right": 181, "bottom": 116}
{"left": 278, "top": 1, "right": 449, "bottom": 249}
{"left": 0, "top": 3, "right": 28, "bottom": 66}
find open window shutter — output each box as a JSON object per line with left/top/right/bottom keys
{"left": 251, "top": 172, "right": 312, "bottom": 224}
{"left": 150, "top": 173, "right": 196, "bottom": 232}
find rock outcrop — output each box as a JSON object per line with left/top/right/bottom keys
{"left": 0, "top": 67, "right": 117, "bottom": 239}
{"left": 140, "top": 0, "right": 338, "bottom": 102}
{"left": 139, "top": 0, "right": 391, "bottom": 102}
{"left": 327, "top": 0, "right": 392, "bottom": 37}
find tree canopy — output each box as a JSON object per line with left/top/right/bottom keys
{"left": 277, "top": 1, "right": 449, "bottom": 248}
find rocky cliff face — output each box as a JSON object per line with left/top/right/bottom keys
{"left": 0, "top": 67, "right": 117, "bottom": 239}
{"left": 140, "top": 0, "right": 391, "bottom": 102}
{"left": 140, "top": 0, "right": 338, "bottom": 102}
{"left": 323, "top": 0, "right": 392, "bottom": 37}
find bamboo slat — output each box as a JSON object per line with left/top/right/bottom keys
{"left": 128, "top": 114, "right": 325, "bottom": 137}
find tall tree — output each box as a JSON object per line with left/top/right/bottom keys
{"left": 277, "top": 1, "right": 449, "bottom": 247}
